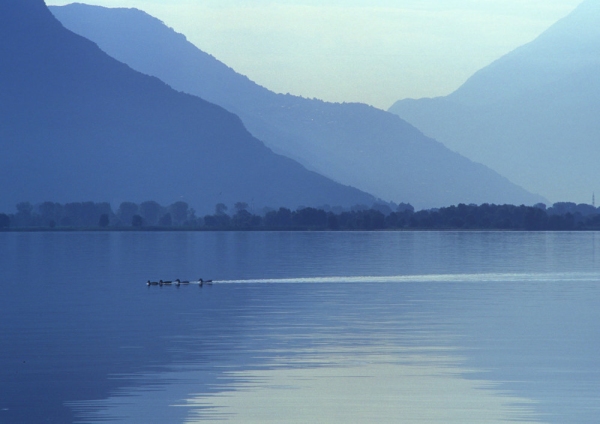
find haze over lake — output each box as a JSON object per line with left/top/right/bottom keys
{"left": 2, "top": 231, "right": 600, "bottom": 423}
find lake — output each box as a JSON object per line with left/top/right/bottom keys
{"left": 1, "top": 231, "right": 599, "bottom": 423}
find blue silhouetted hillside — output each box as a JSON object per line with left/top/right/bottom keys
{"left": 50, "top": 3, "right": 546, "bottom": 209}
{"left": 0, "top": 0, "right": 377, "bottom": 214}
{"left": 389, "top": 0, "right": 600, "bottom": 204}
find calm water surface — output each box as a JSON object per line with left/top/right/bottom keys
{"left": 1, "top": 231, "right": 599, "bottom": 423}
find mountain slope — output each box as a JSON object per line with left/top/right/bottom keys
{"left": 0, "top": 0, "right": 377, "bottom": 214}
{"left": 389, "top": 0, "right": 600, "bottom": 203}
{"left": 50, "top": 3, "right": 546, "bottom": 209}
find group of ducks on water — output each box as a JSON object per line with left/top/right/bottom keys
{"left": 146, "top": 278, "right": 213, "bottom": 287}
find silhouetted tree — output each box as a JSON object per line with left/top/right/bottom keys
{"left": 327, "top": 213, "right": 339, "bottom": 230}
{"left": 524, "top": 207, "right": 546, "bottom": 230}
{"left": 63, "top": 202, "right": 82, "bottom": 226}
{"left": 584, "top": 214, "right": 600, "bottom": 229}
{"left": 95, "top": 202, "right": 114, "bottom": 226}
{"left": 16, "top": 201, "right": 33, "bottom": 216}
{"left": 0, "top": 213, "right": 9, "bottom": 229}
{"left": 7, "top": 199, "right": 600, "bottom": 231}
{"left": 202, "top": 203, "right": 231, "bottom": 227}
{"left": 98, "top": 213, "right": 109, "bottom": 228}
{"left": 80, "top": 201, "right": 98, "bottom": 227}
{"left": 293, "top": 207, "right": 328, "bottom": 228}
{"left": 397, "top": 203, "right": 414, "bottom": 213}
{"left": 215, "top": 203, "right": 228, "bottom": 216}
{"left": 159, "top": 213, "right": 172, "bottom": 226}
{"left": 234, "top": 202, "right": 249, "bottom": 213}
{"left": 169, "top": 201, "right": 189, "bottom": 225}
{"left": 15, "top": 201, "right": 34, "bottom": 226}
{"left": 38, "top": 201, "right": 61, "bottom": 227}
{"left": 188, "top": 208, "right": 198, "bottom": 225}
{"left": 140, "top": 201, "right": 161, "bottom": 226}
{"left": 371, "top": 203, "right": 393, "bottom": 215}
{"left": 131, "top": 214, "right": 143, "bottom": 227}
{"left": 265, "top": 207, "right": 293, "bottom": 227}
{"left": 362, "top": 210, "right": 386, "bottom": 229}
{"left": 575, "top": 203, "right": 597, "bottom": 217}
{"left": 204, "top": 212, "right": 230, "bottom": 228}
{"left": 118, "top": 202, "right": 138, "bottom": 226}
{"left": 203, "top": 215, "right": 217, "bottom": 227}
{"left": 232, "top": 209, "right": 260, "bottom": 228}
{"left": 550, "top": 202, "right": 577, "bottom": 216}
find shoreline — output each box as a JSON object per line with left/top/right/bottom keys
{"left": 1, "top": 227, "right": 598, "bottom": 233}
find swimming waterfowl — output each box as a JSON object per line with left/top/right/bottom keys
{"left": 149, "top": 278, "right": 197, "bottom": 287}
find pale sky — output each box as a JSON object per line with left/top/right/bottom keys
{"left": 46, "top": 0, "right": 583, "bottom": 109}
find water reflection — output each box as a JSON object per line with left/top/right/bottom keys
{"left": 2, "top": 232, "right": 600, "bottom": 423}
{"left": 185, "top": 352, "right": 540, "bottom": 424}
{"left": 64, "top": 279, "right": 546, "bottom": 424}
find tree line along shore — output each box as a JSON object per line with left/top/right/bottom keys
{"left": 2, "top": 200, "right": 600, "bottom": 231}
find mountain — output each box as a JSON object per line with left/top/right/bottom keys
{"left": 49, "top": 3, "right": 546, "bottom": 209}
{"left": 389, "top": 0, "right": 600, "bottom": 204}
{"left": 0, "top": 0, "right": 380, "bottom": 215}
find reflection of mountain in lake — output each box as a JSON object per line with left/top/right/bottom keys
{"left": 50, "top": 4, "right": 546, "bottom": 209}
{"left": 0, "top": 0, "right": 376, "bottom": 214}
{"left": 390, "top": 0, "right": 600, "bottom": 204}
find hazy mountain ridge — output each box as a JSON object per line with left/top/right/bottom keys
{"left": 50, "top": 3, "right": 546, "bottom": 209}
{"left": 389, "top": 0, "right": 600, "bottom": 203}
{"left": 447, "top": 0, "right": 600, "bottom": 106}
{"left": 0, "top": 0, "right": 378, "bottom": 214}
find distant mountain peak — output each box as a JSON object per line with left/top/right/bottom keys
{"left": 529, "top": 0, "right": 600, "bottom": 46}
{"left": 440, "top": 0, "right": 600, "bottom": 106}
{"left": 1, "top": 0, "right": 60, "bottom": 32}
{"left": 388, "top": 0, "right": 600, "bottom": 204}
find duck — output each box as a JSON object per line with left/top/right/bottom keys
{"left": 199, "top": 278, "right": 213, "bottom": 285}
{"left": 147, "top": 280, "right": 159, "bottom": 286}
{"left": 159, "top": 279, "right": 173, "bottom": 286}
{"left": 176, "top": 279, "right": 190, "bottom": 285}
